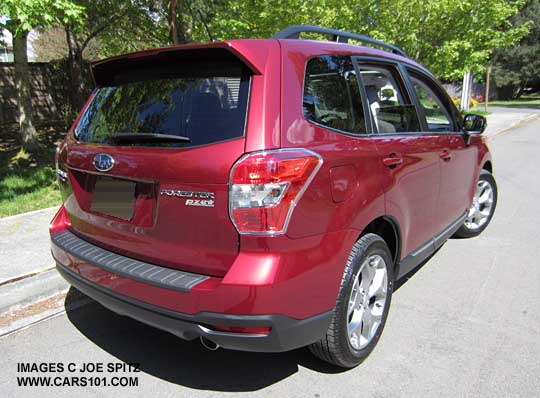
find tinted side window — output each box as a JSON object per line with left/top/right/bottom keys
{"left": 408, "top": 71, "right": 455, "bottom": 132}
{"left": 358, "top": 64, "right": 420, "bottom": 133}
{"left": 303, "top": 56, "right": 366, "bottom": 134}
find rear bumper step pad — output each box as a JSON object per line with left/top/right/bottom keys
{"left": 51, "top": 230, "right": 208, "bottom": 292}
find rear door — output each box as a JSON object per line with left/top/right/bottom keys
{"left": 354, "top": 59, "right": 441, "bottom": 259}
{"left": 60, "top": 50, "right": 254, "bottom": 277}
{"left": 406, "top": 69, "right": 477, "bottom": 233}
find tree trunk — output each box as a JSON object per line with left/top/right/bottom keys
{"left": 177, "top": 2, "right": 193, "bottom": 43}
{"left": 168, "top": 0, "right": 180, "bottom": 44}
{"left": 168, "top": 0, "right": 193, "bottom": 44}
{"left": 66, "top": 27, "right": 86, "bottom": 112}
{"left": 12, "top": 30, "right": 38, "bottom": 152}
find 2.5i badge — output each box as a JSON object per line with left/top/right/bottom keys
{"left": 160, "top": 190, "right": 215, "bottom": 207}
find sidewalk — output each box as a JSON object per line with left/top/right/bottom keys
{"left": 0, "top": 206, "right": 69, "bottom": 335}
{"left": 483, "top": 106, "right": 540, "bottom": 138}
{"left": 0, "top": 206, "right": 59, "bottom": 284}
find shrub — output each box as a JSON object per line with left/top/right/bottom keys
{"left": 451, "top": 96, "right": 478, "bottom": 109}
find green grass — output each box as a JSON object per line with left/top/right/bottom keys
{"left": 479, "top": 94, "right": 540, "bottom": 109}
{"left": 466, "top": 109, "right": 490, "bottom": 116}
{"left": 0, "top": 166, "right": 61, "bottom": 217}
{"left": 0, "top": 127, "right": 64, "bottom": 218}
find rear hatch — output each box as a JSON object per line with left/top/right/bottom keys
{"left": 61, "top": 46, "right": 256, "bottom": 277}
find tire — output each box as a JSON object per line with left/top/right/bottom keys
{"left": 453, "top": 170, "right": 497, "bottom": 239}
{"left": 309, "top": 233, "right": 394, "bottom": 368}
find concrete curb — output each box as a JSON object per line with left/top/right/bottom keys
{"left": 0, "top": 290, "right": 92, "bottom": 338}
{"left": 487, "top": 113, "right": 539, "bottom": 142}
{"left": 0, "top": 268, "right": 68, "bottom": 316}
{"left": 0, "top": 205, "right": 59, "bottom": 224}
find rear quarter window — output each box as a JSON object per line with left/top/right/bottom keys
{"left": 303, "top": 55, "right": 366, "bottom": 134}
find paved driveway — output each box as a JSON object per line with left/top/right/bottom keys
{"left": 1, "top": 119, "right": 540, "bottom": 397}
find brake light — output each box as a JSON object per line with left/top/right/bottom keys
{"left": 229, "top": 149, "right": 322, "bottom": 235}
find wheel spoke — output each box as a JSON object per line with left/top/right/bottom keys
{"left": 361, "top": 308, "right": 374, "bottom": 340}
{"left": 360, "top": 258, "right": 377, "bottom": 291}
{"left": 478, "top": 189, "right": 492, "bottom": 204}
{"left": 475, "top": 183, "right": 485, "bottom": 198}
{"left": 348, "top": 307, "right": 363, "bottom": 335}
{"left": 348, "top": 277, "right": 360, "bottom": 317}
{"left": 368, "top": 268, "right": 387, "bottom": 299}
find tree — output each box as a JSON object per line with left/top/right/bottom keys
{"left": 209, "top": 0, "right": 529, "bottom": 81}
{"left": 0, "top": 0, "right": 84, "bottom": 151}
{"left": 158, "top": 0, "right": 225, "bottom": 44}
{"left": 62, "top": 0, "right": 161, "bottom": 110}
{"left": 491, "top": 0, "right": 540, "bottom": 99}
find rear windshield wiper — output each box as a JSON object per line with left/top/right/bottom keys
{"left": 109, "top": 133, "right": 191, "bottom": 143}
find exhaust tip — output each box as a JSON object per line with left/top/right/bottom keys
{"left": 200, "top": 336, "right": 220, "bottom": 351}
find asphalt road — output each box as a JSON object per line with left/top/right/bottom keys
{"left": 1, "top": 118, "right": 540, "bottom": 397}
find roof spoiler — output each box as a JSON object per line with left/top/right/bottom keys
{"left": 90, "top": 43, "right": 263, "bottom": 86}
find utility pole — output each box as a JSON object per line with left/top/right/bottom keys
{"left": 485, "top": 65, "right": 491, "bottom": 113}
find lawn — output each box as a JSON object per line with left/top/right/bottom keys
{"left": 480, "top": 94, "right": 540, "bottom": 109}
{"left": 466, "top": 109, "right": 490, "bottom": 116}
{"left": 0, "top": 127, "right": 64, "bottom": 218}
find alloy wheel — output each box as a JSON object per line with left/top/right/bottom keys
{"left": 464, "top": 180, "right": 494, "bottom": 231}
{"left": 347, "top": 254, "right": 388, "bottom": 350}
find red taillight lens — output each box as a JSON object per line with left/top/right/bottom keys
{"left": 229, "top": 149, "right": 322, "bottom": 235}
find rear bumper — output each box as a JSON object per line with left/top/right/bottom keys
{"left": 50, "top": 205, "right": 357, "bottom": 352}
{"left": 56, "top": 262, "right": 332, "bottom": 352}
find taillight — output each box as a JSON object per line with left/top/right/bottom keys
{"left": 229, "top": 148, "right": 323, "bottom": 235}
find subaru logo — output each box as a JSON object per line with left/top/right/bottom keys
{"left": 93, "top": 153, "right": 115, "bottom": 172}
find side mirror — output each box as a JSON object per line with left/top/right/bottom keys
{"left": 462, "top": 113, "right": 487, "bottom": 135}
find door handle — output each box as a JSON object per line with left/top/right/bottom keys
{"left": 439, "top": 150, "right": 452, "bottom": 161}
{"left": 382, "top": 155, "right": 403, "bottom": 168}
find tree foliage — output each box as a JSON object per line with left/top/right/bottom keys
{"left": 0, "top": 0, "right": 83, "bottom": 35}
{"left": 25, "top": 0, "right": 532, "bottom": 81}
{"left": 491, "top": 0, "right": 540, "bottom": 99}
{"left": 206, "top": 0, "right": 529, "bottom": 80}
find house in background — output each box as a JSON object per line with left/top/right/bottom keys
{"left": 0, "top": 28, "right": 37, "bottom": 62}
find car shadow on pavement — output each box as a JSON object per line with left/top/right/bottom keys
{"left": 64, "top": 288, "right": 346, "bottom": 392}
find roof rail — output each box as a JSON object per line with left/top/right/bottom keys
{"left": 272, "top": 25, "right": 407, "bottom": 57}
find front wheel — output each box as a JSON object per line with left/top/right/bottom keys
{"left": 309, "top": 233, "right": 394, "bottom": 368}
{"left": 453, "top": 170, "right": 498, "bottom": 238}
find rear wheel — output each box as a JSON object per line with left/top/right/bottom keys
{"left": 453, "top": 170, "right": 497, "bottom": 238}
{"left": 309, "top": 233, "right": 394, "bottom": 368}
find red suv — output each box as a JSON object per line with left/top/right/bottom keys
{"left": 51, "top": 26, "right": 497, "bottom": 368}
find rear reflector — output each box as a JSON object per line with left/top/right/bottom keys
{"left": 213, "top": 325, "right": 271, "bottom": 335}
{"left": 229, "top": 149, "right": 322, "bottom": 235}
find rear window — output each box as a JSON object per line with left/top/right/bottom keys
{"left": 74, "top": 71, "right": 250, "bottom": 147}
